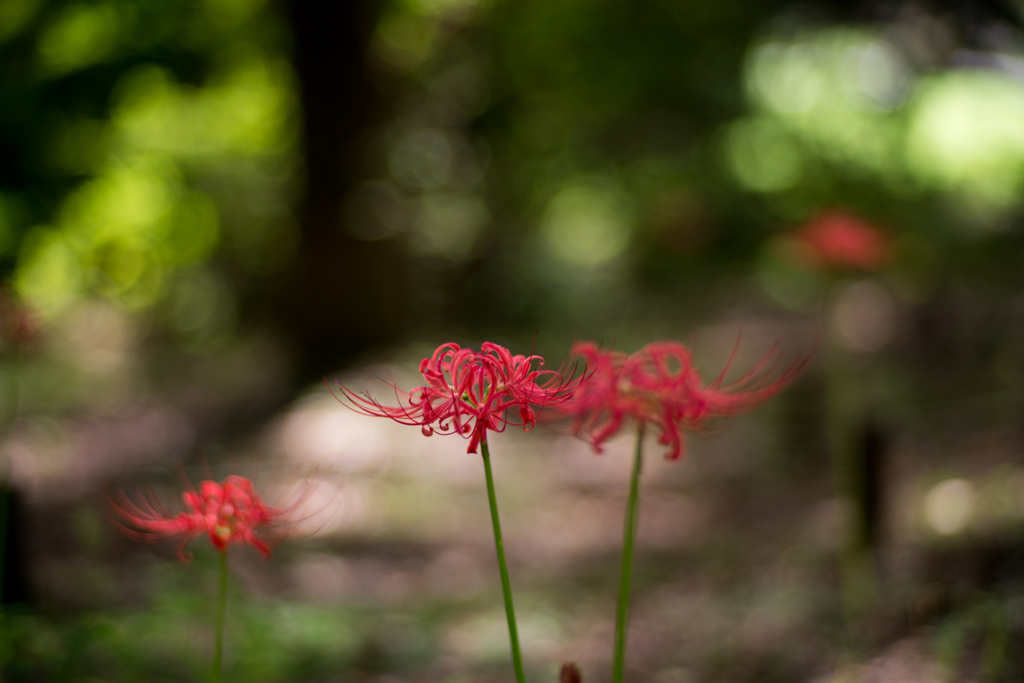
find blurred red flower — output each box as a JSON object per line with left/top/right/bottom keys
{"left": 797, "top": 210, "right": 891, "bottom": 271}
{"left": 332, "top": 342, "right": 579, "bottom": 453}
{"left": 113, "top": 475, "right": 288, "bottom": 559}
{"left": 565, "top": 339, "right": 807, "bottom": 460}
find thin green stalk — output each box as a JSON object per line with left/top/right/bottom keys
{"left": 213, "top": 550, "right": 228, "bottom": 683}
{"left": 613, "top": 424, "right": 645, "bottom": 683}
{"left": 480, "top": 439, "right": 525, "bottom": 683}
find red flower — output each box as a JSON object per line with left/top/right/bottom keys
{"left": 113, "top": 475, "right": 288, "bottom": 559}
{"left": 332, "top": 342, "right": 579, "bottom": 454}
{"left": 564, "top": 339, "right": 806, "bottom": 460}
{"left": 797, "top": 210, "right": 891, "bottom": 272}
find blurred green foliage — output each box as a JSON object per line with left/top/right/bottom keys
{"left": 0, "top": 0, "right": 298, "bottom": 331}
{"left": 5, "top": 0, "right": 1024, "bottom": 351}
{"left": 336, "top": 0, "right": 1024, "bottom": 352}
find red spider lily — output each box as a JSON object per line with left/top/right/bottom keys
{"left": 112, "top": 475, "right": 289, "bottom": 559}
{"left": 565, "top": 339, "right": 807, "bottom": 460}
{"left": 797, "top": 209, "right": 891, "bottom": 272}
{"left": 331, "top": 342, "right": 580, "bottom": 454}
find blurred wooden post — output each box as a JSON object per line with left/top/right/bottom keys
{"left": 826, "top": 340, "right": 885, "bottom": 625}
{"left": 859, "top": 419, "right": 885, "bottom": 559}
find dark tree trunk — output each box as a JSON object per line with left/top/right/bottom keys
{"left": 278, "top": 0, "right": 411, "bottom": 381}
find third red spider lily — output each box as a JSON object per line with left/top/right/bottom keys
{"left": 796, "top": 209, "right": 891, "bottom": 272}
{"left": 112, "top": 475, "right": 295, "bottom": 559}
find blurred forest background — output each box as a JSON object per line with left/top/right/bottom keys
{"left": 3, "top": 0, "right": 1024, "bottom": 680}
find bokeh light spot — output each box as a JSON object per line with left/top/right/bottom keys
{"left": 748, "top": 42, "right": 826, "bottom": 114}
{"left": 15, "top": 227, "right": 83, "bottom": 319}
{"left": 906, "top": 71, "right": 1024, "bottom": 207}
{"left": 842, "top": 40, "right": 908, "bottom": 111}
{"left": 61, "top": 160, "right": 176, "bottom": 240}
{"left": 410, "top": 191, "right": 488, "bottom": 262}
{"left": 830, "top": 280, "right": 896, "bottom": 353}
{"left": 541, "top": 181, "right": 631, "bottom": 267}
{"left": 389, "top": 128, "right": 454, "bottom": 189}
{"left": 724, "top": 118, "right": 802, "bottom": 192}
{"left": 924, "top": 478, "right": 975, "bottom": 536}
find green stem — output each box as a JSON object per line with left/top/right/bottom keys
{"left": 480, "top": 439, "right": 526, "bottom": 683}
{"left": 213, "top": 550, "right": 227, "bottom": 683}
{"left": 613, "top": 424, "right": 645, "bottom": 683}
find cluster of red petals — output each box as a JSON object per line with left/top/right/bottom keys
{"left": 797, "top": 209, "right": 891, "bottom": 272}
{"left": 563, "top": 340, "right": 807, "bottom": 460}
{"left": 113, "top": 475, "right": 286, "bottom": 559}
{"left": 333, "top": 342, "right": 580, "bottom": 454}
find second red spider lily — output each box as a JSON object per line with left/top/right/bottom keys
{"left": 563, "top": 338, "right": 808, "bottom": 683}
{"left": 331, "top": 341, "right": 580, "bottom": 683}
{"left": 566, "top": 339, "right": 808, "bottom": 461}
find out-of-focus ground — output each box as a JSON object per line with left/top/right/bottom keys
{"left": 9, "top": 315, "right": 1024, "bottom": 682}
